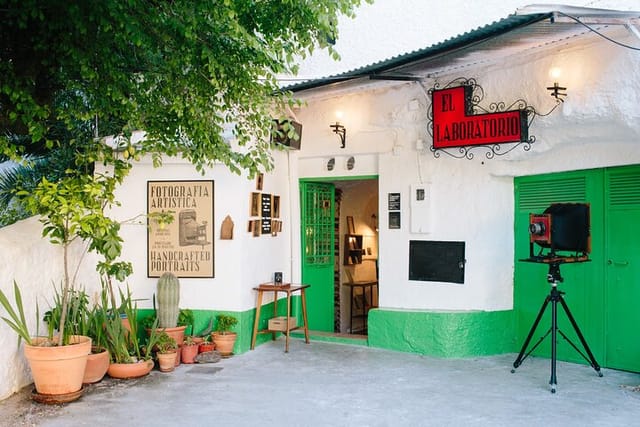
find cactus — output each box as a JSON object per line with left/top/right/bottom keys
{"left": 157, "top": 272, "right": 180, "bottom": 328}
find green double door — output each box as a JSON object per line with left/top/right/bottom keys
{"left": 514, "top": 164, "right": 640, "bottom": 372}
{"left": 300, "top": 181, "right": 335, "bottom": 332}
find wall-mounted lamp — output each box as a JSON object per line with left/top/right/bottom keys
{"left": 547, "top": 67, "right": 567, "bottom": 102}
{"left": 547, "top": 82, "right": 567, "bottom": 102}
{"left": 330, "top": 122, "right": 346, "bottom": 148}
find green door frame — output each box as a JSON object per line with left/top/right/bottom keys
{"left": 299, "top": 175, "right": 378, "bottom": 332}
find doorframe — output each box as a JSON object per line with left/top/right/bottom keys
{"left": 299, "top": 175, "right": 379, "bottom": 333}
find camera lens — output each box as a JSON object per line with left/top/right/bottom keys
{"left": 529, "top": 222, "right": 546, "bottom": 235}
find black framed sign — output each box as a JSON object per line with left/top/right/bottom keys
{"left": 388, "top": 193, "right": 401, "bottom": 211}
{"left": 147, "top": 180, "right": 214, "bottom": 278}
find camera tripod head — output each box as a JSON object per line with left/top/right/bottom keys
{"left": 547, "top": 262, "right": 564, "bottom": 285}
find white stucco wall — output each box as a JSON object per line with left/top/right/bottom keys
{"left": 0, "top": 217, "right": 101, "bottom": 400}
{"left": 99, "top": 149, "right": 292, "bottom": 312}
{"left": 289, "top": 25, "right": 640, "bottom": 312}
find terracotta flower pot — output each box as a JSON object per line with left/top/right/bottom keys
{"left": 107, "top": 359, "right": 154, "bottom": 379}
{"left": 212, "top": 332, "right": 237, "bottom": 356}
{"left": 24, "top": 335, "right": 91, "bottom": 396}
{"left": 174, "top": 346, "right": 181, "bottom": 367}
{"left": 198, "top": 342, "right": 215, "bottom": 353}
{"left": 181, "top": 344, "right": 199, "bottom": 364}
{"left": 147, "top": 325, "right": 187, "bottom": 346}
{"left": 83, "top": 347, "right": 110, "bottom": 384}
{"left": 157, "top": 352, "right": 177, "bottom": 372}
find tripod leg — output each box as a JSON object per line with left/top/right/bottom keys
{"left": 558, "top": 295, "right": 603, "bottom": 377}
{"left": 512, "top": 295, "right": 551, "bottom": 371}
{"left": 550, "top": 296, "right": 558, "bottom": 393}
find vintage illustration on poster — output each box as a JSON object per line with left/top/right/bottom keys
{"left": 147, "top": 180, "right": 214, "bottom": 278}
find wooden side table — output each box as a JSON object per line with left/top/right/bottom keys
{"left": 251, "top": 283, "right": 310, "bottom": 352}
{"left": 342, "top": 280, "right": 378, "bottom": 334}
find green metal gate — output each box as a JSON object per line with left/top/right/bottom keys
{"left": 300, "top": 181, "right": 335, "bottom": 332}
{"left": 515, "top": 164, "right": 640, "bottom": 372}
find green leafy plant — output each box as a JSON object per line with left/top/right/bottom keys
{"left": 0, "top": 281, "right": 34, "bottom": 346}
{"left": 43, "top": 286, "right": 90, "bottom": 345}
{"left": 103, "top": 286, "right": 158, "bottom": 363}
{"left": 178, "top": 308, "right": 195, "bottom": 332}
{"left": 156, "top": 332, "right": 177, "bottom": 354}
{"left": 215, "top": 314, "right": 238, "bottom": 335}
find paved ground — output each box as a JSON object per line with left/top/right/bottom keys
{"left": 2, "top": 339, "right": 640, "bottom": 426}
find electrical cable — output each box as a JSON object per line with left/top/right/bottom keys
{"left": 555, "top": 11, "right": 640, "bottom": 51}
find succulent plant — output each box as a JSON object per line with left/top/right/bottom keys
{"left": 157, "top": 272, "right": 180, "bottom": 328}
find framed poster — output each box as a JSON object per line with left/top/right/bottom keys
{"left": 147, "top": 180, "right": 214, "bottom": 278}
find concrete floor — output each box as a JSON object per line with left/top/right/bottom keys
{"left": 2, "top": 338, "right": 640, "bottom": 426}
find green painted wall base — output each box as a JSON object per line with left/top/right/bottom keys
{"left": 136, "top": 296, "right": 306, "bottom": 356}
{"left": 367, "top": 308, "right": 516, "bottom": 357}
{"left": 137, "top": 306, "right": 516, "bottom": 358}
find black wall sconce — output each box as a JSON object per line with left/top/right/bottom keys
{"left": 330, "top": 122, "right": 346, "bottom": 148}
{"left": 547, "top": 82, "right": 567, "bottom": 102}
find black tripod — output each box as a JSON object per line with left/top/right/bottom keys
{"left": 511, "top": 261, "right": 602, "bottom": 393}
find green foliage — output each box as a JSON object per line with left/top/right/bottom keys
{"left": 156, "top": 332, "right": 177, "bottom": 354}
{"left": 103, "top": 286, "right": 159, "bottom": 363}
{"left": 0, "top": 281, "right": 33, "bottom": 346}
{"left": 0, "top": 0, "right": 369, "bottom": 176}
{"left": 178, "top": 308, "right": 195, "bottom": 329}
{"left": 42, "top": 286, "right": 90, "bottom": 345}
{"left": 0, "top": 0, "right": 369, "bottom": 348}
{"left": 215, "top": 314, "right": 238, "bottom": 335}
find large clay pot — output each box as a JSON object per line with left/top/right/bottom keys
{"left": 212, "top": 332, "right": 237, "bottom": 356}
{"left": 181, "top": 344, "right": 199, "bottom": 364}
{"left": 24, "top": 335, "right": 91, "bottom": 395}
{"left": 157, "top": 352, "right": 176, "bottom": 372}
{"left": 107, "top": 359, "right": 154, "bottom": 379}
{"left": 83, "top": 347, "right": 110, "bottom": 384}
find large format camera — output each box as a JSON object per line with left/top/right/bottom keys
{"left": 514, "top": 201, "right": 601, "bottom": 393}
{"left": 527, "top": 203, "right": 590, "bottom": 262}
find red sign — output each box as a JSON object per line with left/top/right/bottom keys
{"left": 432, "top": 86, "right": 528, "bottom": 149}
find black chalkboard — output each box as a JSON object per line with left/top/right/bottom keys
{"left": 409, "top": 240, "right": 465, "bottom": 284}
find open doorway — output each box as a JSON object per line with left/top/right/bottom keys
{"left": 334, "top": 178, "right": 379, "bottom": 335}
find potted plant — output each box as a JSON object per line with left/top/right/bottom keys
{"left": 83, "top": 302, "right": 110, "bottom": 384}
{"left": 0, "top": 282, "right": 92, "bottom": 398}
{"left": 212, "top": 314, "right": 238, "bottom": 356}
{"left": 42, "top": 287, "right": 110, "bottom": 384}
{"left": 105, "top": 288, "right": 159, "bottom": 379}
{"left": 181, "top": 335, "right": 199, "bottom": 364}
{"left": 0, "top": 155, "right": 133, "bottom": 400}
{"left": 198, "top": 334, "right": 215, "bottom": 353}
{"left": 155, "top": 332, "right": 178, "bottom": 372}
{"left": 147, "top": 273, "right": 187, "bottom": 347}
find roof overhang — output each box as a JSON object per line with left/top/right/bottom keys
{"left": 285, "top": 4, "right": 640, "bottom": 96}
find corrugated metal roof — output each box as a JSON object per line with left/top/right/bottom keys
{"left": 285, "top": 5, "right": 639, "bottom": 93}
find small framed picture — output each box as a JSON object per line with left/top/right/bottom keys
{"left": 250, "top": 192, "right": 260, "bottom": 217}
{"left": 272, "top": 195, "right": 280, "bottom": 218}
{"left": 389, "top": 212, "right": 401, "bottom": 229}
{"left": 256, "top": 173, "right": 264, "bottom": 191}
